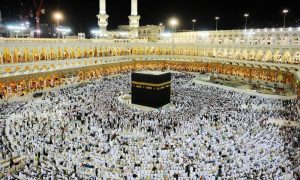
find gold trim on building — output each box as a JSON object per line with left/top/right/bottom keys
{"left": 132, "top": 81, "right": 171, "bottom": 87}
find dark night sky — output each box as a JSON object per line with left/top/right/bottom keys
{"left": 1, "top": 0, "right": 300, "bottom": 34}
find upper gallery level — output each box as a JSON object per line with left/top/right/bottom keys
{"left": 160, "top": 27, "right": 300, "bottom": 46}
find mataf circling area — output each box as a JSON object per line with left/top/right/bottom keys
{"left": 0, "top": 73, "right": 299, "bottom": 179}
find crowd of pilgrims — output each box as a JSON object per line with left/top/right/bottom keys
{"left": 0, "top": 72, "right": 299, "bottom": 179}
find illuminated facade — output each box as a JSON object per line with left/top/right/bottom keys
{"left": 160, "top": 28, "right": 300, "bottom": 65}
{"left": 0, "top": 27, "right": 300, "bottom": 99}
{"left": 161, "top": 27, "right": 300, "bottom": 46}
{"left": 138, "top": 25, "right": 165, "bottom": 42}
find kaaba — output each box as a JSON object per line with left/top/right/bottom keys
{"left": 131, "top": 71, "right": 171, "bottom": 108}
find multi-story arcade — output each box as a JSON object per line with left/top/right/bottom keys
{"left": 0, "top": 27, "right": 300, "bottom": 100}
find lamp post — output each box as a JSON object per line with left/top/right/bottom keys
{"left": 244, "top": 13, "right": 249, "bottom": 30}
{"left": 169, "top": 18, "right": 178, "bottom": 33}
{"left": 192, "top": 19, "right": 196, "bottom": 31}
{"left": 215, "top": 16, "right": 219, "bottom": 31}
{"left": 282, "top": 9, "right": 289, "bottom": 28}
{"left": 53, "top": 12, "right": 63, "bottom": 38}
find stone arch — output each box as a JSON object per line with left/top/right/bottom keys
{"left": 264, "top": 50, "right": 273, "bottom": 62}
{"left": 228, "top": 49, "right": 235, "bottom": 59}
{"left": 211, "top": 48, "right": 217, "bottom": 57}
{"left": 223, "top": 49, "right": 228, "bottom": 58}
{"left": 249, "top": 49, "right": 256, "bottom": 60}
{"left": 44, "top": 75, "right": 55, "bottom": 87}
{"left": 29, "top": 78, "right": 38, "bottom": 91}
{"left": 266, "top": 34, "right": 273, "bottom": 45}
{"left": 3, "top": 48, "right": 12, "bottom": 64}
{"left": 293, "top": 51, "right": 300, "bottom": 64}
{"left": 241, "top": 49, "right": 249, "bottom": 60}
{"left": 260, "top": 34, "right": 267, "bottom": 45}
{"left": 235, "top": 49, "right": 242, "bottom": 60}
{"left": 77, "top": 48, "right": 83, "bottom": 58}
{"left": 282, "top": 51, "right": 292, "bottom": 63}
{"left": 41, "top": 48, "right": 47, "bottom": 61}
{"left": 13, "top": 48, "right": 20, "bottom": 63}
{"left": 256, "top": 50, "right": 264, "bottom": 61}
{"left": 292, "top": 33, "right": 299, "bottom": 45}
{"left": 78, "top": 71, "right": 84, "bottom": 80}
{"left": 8, "top": 81, "right": 18, "bottom": 94}
{"left": 48, "top": 48, "right": 55, "bottom": 60}
{"left": 63, "top": 47, "right": 70, "bottom": 59}
{"left": 217, "top": 48, "right": 223, "bottom": 57}
{"left": 57, "top": 48, "right": 63, "bottom": 60}
{"left": 273, "top": 50, "right": 282, "bottom": 63}
{"left": 275, "top": 34, "right": 281, "bottom": 45}
{"left": 282, "top": 33, "right": 290, "bottom": 45}
{"left": 0, "top": 82, "right": 7, "bottom": 98}
{"left": 37, "top": 77, "right": 45, "bottom": 89}
{"left": 69, "top": 48, "right": 76, "bottom": 59}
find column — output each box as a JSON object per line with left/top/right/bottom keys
{"left": 100, "top": 0, "right": 106, "bottom": 14}
{"left": 97, "top": 0, "right": 109, "bottom": 33}
{"left": 129, "top": 0, "right": 140, "bottom": 37}
{"left": 131, "top": 0, "right": 138, "bottom": 15}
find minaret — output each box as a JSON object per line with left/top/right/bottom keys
{"left": 128, "top": 0, "right": 140, "bottom": 36}
{"left": 97, "top": 0, "right": 109, "bottom": 32}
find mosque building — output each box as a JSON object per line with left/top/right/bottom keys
{"left": 0, "top": 10, "right": 299, "bottom": 99}
{"left": 0, "top": 0, "right": 299, "bottom": 179}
